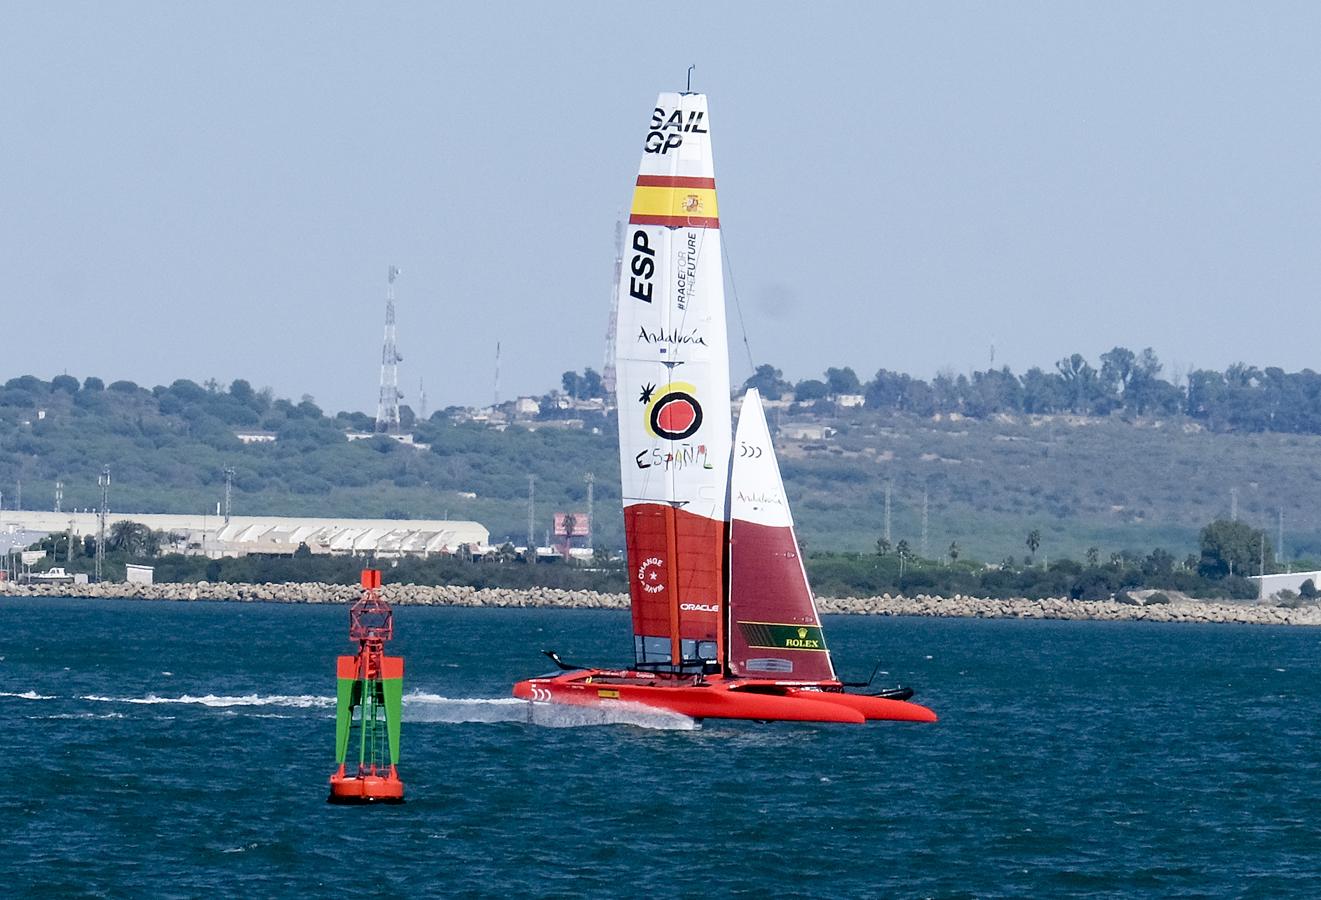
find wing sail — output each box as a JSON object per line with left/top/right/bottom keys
{"left": 615, "top": 92, "right": 731, "bottom": 672}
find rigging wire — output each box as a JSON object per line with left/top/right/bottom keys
{"left": 721, "top": 233, "right": 758, "bottom": 381}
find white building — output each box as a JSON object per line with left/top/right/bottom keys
{"left": 1249, "top": 570, "right": 1321, "bottom": 600}
{"left": 0, "top": 511, "right": 488, "bottom": 561}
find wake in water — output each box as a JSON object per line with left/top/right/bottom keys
{"left": 16, "top": 689, "right": 694, "bottom": 729}
{"left": 0, "top": 691, "right": 57, "bottom": 701}
{"left": 81, "top": 693, "right": 334, "bottom": 709}
{"left": 403, "top": 692, "right": 697, "bottom": 730}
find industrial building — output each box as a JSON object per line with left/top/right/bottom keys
{"left": 1250, "top": 570, "right": 1321, "bottom": 601}
{"left": 0, "top": 511, "right": 488, "bottom": 560}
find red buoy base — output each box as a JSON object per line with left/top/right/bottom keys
{"left": 328, "top": 772, "right": 405, "bottom": 804}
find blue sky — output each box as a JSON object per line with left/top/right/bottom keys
{"left": 2, "top": 2, "right": 1318, "bottom": 412}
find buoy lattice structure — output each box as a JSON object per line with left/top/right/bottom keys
{"left": 328, "top": 569, "right": 405, "bottom": 804}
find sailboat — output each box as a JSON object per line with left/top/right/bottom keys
{"left": 512, "top": 91, "right": 936, "bottom": 724}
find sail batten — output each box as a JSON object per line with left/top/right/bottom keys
{"left": 616, "top": 92, "right": 731, "bottom": 672}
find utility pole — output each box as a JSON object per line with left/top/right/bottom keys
{"left": 14, "top": 479, "right": 21, "bottom": 511}
{"left": 1277, "top": 508, "right": 1284, "bottom": 565}
{"left": 96, "top": 466, "right": 110, "bottom": 583}
{"left": 418, "top": 378, "right": 428, "bottom": 421}
{"left": 375, "top": 265, "right": 404, "bottom": 434}
{"left": 883, "top": 479, "right": 892, "bottom": 544}
{"left": 223, "top": 466, "right": 235, "bottom": 524}
{"left": 584, "top": 472, "right": 595, "bottom": 550}
{"left": 527, "top": 474, "right": 536, "bottom": 562}
{"left": 494, "top": 342, "right": 502, "bottom": 408}
{"left": 920, "top": 484, "right": 929, "bottom": 560}
{"left": 1230, "top": 486, "right": 1238, "bottom": 522}
{"left": 54, "top": 480, "right": 63, "bottom": 513}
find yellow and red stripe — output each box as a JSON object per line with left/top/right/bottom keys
{"left": 629, "top": 175, "right": 720, "bottom": 228}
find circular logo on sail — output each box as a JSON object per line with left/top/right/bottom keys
{"left": 638, "top": 556, "right": 666, "bottom": 594}
{"left": 642, "top": 381, "right": 703, "bottom": 441}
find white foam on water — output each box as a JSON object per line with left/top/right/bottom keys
{"left": 30, "top": 712, "right": 125, "bottom": 720}
{"left": 0, "top": 690, "right": 56, "bottom": 701}
{"left": 81, "top": 693, "right": 334, "bottom": 709}
{"left": 403, "top": 692, "right": 697, "bottom": 730}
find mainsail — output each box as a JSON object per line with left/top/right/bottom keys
{"left": 615, "top": 92, "right": 731, "bottom": 672}
{"left": 728, "top": 389, "right": 836, "bottom": 681}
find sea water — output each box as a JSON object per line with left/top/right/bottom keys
{"left": 2, "top": 598, "right": 1318, "bottom": 897}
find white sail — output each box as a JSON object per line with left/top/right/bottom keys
{"left": 728, "top": 389, "right": 835, "bottom": 681}
{"left": 614, "top": 92, "right": 731, "bottom": 671}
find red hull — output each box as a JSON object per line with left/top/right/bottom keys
{"left": 512, "top": 669, "right": 936, "bottom": 724}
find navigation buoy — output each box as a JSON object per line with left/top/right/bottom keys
{"left": 328, "top": 569, "right": 405, "bottom": 804}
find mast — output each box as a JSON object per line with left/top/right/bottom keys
{"left": 615, "top": 92, "right": 730, "bottom": 674}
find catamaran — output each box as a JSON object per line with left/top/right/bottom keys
{"left": 512, "top": 90, "right": 936, "bottom": 724}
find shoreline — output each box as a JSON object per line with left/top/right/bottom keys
{"left": 3, "top": 581, "right": 1317, "bottom": 626}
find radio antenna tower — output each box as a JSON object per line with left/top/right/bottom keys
{"left": 95, "top": 466, "right": 110, "bottom": 583}
{"left": 418, "top": 378, "right": 428, "bottom": 421}
{"left": 494, "top": 341, "right": 502, "bottom": 407}
{"left": 54, "top": 480, "right": 63, "bottom": 513}
{"left": 375, "top": 265, "right": 404, "bottom": 434}
{"left": 223, "top": 466, "right": 235, "bottom": 524}
{"left": 602, "top": 218, "right": 623, "bottom": 398}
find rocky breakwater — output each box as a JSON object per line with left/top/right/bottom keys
{"left": 3, "top": 581, "right": 1319, "bottom": 626}
{"left": 0, "top": 580, "right": 631, "bottom": 609}
{"left": 816, "top": 592, "right": 1321, "bottom": 627}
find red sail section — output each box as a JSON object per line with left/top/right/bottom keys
{"left": 624, "top": 503, "right": 724, "bottom": 670}
{"left": 728, "top": 519, "right": 836, "bottom": 682}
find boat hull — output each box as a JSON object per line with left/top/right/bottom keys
{"left": 512, "top": 670, "right": 936, "bottom": 724}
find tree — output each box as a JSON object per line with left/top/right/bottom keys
{"left": 1085, "top": 547, "right": 1100, "bottom": 567}
{"left": 1055, "top": 354, "right": 1101, "bottom": 414}
{"left": 83, "top": 376, "right": 105, "bottom": 392}
{"left": 824, "top": 366, "right": 861, "bottom": 396}
{"left": 875, "top": 537, "right": 891, "bottom": 557}
{"left": 560, "top": 512, "right": 578, "bottom": 558}
{"left": 794, "top": 379, "right": 829, "bottom": 402}
{"left": 895, "top": 539, "right": 911, "bottom": 582}
{"left": 107, "top": 520, "right": 160, "bottom": 557}
{"left": 51, "top": 374, "right": 80, "bottom": 394}
{"left": 744, "top": 364, "right": 791, "bottom": 400}
{"left": 1198, "top": 519, "right": 1271, "bottom": 578}
{"left": 1301, "top": 579, "right": 1319, "bottom": 600}
{"left": 1026, "top": 529, "right": 1042, "bottom": 560}
{"left": 948, "top": 541, "right": 960, "bottom": 565}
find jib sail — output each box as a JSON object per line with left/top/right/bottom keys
{"left": 727, "top": 389, "right": 836, "bottom": 681}
{"left": 615, "top": 92, "right": 731, "bottom": 673}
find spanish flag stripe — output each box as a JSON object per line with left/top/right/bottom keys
{"left": 629, "top": 213, "right": 721, "bottom": 228}
{"left": 635, "top": 175, "right": 717, "bottom": 189}
{"left": 630, "top": 185, "right": 719, "bottom": 219}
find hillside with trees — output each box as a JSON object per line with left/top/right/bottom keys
{"left": 3, "top": 347, "right": 1321, "bottom": 565}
